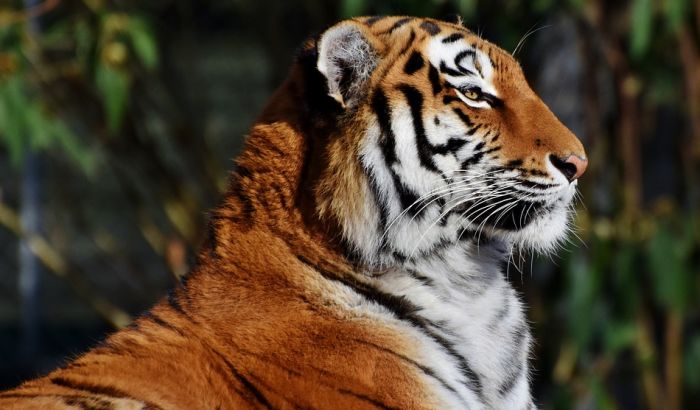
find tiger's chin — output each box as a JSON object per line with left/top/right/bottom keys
{"left": 488, "top": 185, "right": 577, "bottom": 255}
{"left": 501, "top": 204, "right": 572, "bottom": 254}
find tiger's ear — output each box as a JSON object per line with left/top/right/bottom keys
{"left": 317, "top": 22, "right": 381, "bottom": 109}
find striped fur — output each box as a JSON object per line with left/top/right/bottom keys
{"left": 1, "top": 16, "right": 586, "bottom": 409}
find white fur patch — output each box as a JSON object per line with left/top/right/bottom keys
{"left": 426, "top": 36, "right": 498, "bottom": 98}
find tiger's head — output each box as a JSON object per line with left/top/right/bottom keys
{"left": 292, "top": 16, "right": 587, "bottom": 267}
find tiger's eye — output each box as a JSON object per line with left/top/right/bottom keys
{"left": 464, "top": 90, "right": 479, "bottom": 100}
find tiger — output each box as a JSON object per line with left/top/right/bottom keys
{"left": 1, "top": 15, "right": 587, "bottom": 410}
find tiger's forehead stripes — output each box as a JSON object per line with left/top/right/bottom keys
{"left": 357, "top": 16, "right": 503, "bottom": 99}
{"left": 425, "top": 36, "right": 498, "bottom": 98}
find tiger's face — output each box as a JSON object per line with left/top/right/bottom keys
{"left": 312, "top": 16, "right": 587, "bottom": 266}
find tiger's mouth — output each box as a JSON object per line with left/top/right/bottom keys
{"left": 452, "top": 175, "right": 577, "bottom": 250}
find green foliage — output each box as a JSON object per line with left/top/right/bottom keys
{"left": 341, "top": 0, "right": 367, "bottom": 18}
{"left": 603, "top": 320, "right": 637, "bottom": 355}
{"left": 590, "top": 375, "right": 617, "bottom": 410}
{"left": 630, "top": 0, "right": 654, "bottom": 58}
{"left": 662, "top": 0, "right": 688, "bottom": 32}
{"left": 128, "top": 17, "right": 159, "bottom": 71}
{"left": 647, "top": 219, "right": 694, "bottom": 312}
{"left": 686, "top": 336, "right": 700, "bottom": 389}
{"left": 0, "top": 73, "right": 95, "bottom": 173}
{"left": 95, "top": 63, "right": 129, "bottom": 134}
{"left": 0, "top": 3, "right": 159, "bottom": 169}
{"left": 566, "top": 251, "right": 599, "bottom": 349}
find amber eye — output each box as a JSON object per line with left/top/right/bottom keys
{"left": 453, "top": 85, "right": 500, "bottom": 108}
{"left": 462, "top": 89, "right": 480, "bottom": 100}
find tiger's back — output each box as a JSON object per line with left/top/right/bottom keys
{"left": 1, "top": 16, "right": 586, "bottom": 409}
{"left": 3, "top": 227, "right": 439, "bottom": 409}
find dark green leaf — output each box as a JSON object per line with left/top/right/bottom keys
{"left": 630, "top": 0, "right": 654, "bottom": 58}
{"left": 0, "top": 74, "right": 28, "bottom": 165}
{"left": 95, "top": 64, "right": 130, "bottom": 133}
{"left": 128, "top": 18, "right": 159, "bottom": 70}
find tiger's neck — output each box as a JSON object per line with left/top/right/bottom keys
{"left": 367, "top": 240, "right": 533, "bottom": 408}
{"left": 204, "top": 71, "right": 354, "bottom": 271}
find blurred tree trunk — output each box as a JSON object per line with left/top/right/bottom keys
{"left": 18, "top": 0, "right": 43, "bottom": 364}
{"left": 18, "top": 153, "right": 42, "bottom": 361}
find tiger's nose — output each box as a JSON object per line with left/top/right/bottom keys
{"left": 549, "top": 154, "right": 588, "bottom": 182}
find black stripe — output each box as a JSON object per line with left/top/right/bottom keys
{"left": 390, "top": 173, "right": 423, "bottom": 217}
{"left": 231, "top": 184, "right": 256, "bottom": 221}
{"left": 457, "top": 227, "right": 479, "bottom": 241}
{"left": 453, "top": 108, "right": 474, "bottom": 127}
{"left": 245, "top": 374, "right": 304, "bottom": 410}
{"left": 517, "top": 180, "right": 557, "bottom": 189}
{"left": 460, "top": 152, "right": 484, "bottom": 169}
{"left": 498, "top": 361, "right": 524, "bottom": 397}
{"left": 2, "top": 393, "right": 159, "bottom": 409}
{"left": 428, "top": 64, "right": 443, "bottom": 95}
{"left": 431, "top": 138, "right": 469, "bottom": 155}
{"left": 406, "top": 269, "right": 435, "bottom": 287}
{"left": 210, "top": 350, "right": 274, "bottom": 409}
{"left": 396, "top": 84, "right": 439, "bottom": 173}
{"left": 403, "top": 51, "right": 425, "bottom": 75}
{"left": 439, "top": 61, "right": 465, "bottom": 77}
{"left": 367, "top": 90, "right": 393, "bottom": 236}
{"left": 419, "top": 21, "right": 441, "bottom": 35}
{"left": 350, "top": 338, "right": 464, "bottom": 399}
{"left": 524, "top": 168, "right": 548, "bottom": 177}
{"left": 371, "top": 89, "right": 425, "bottom": 218}
{"left": 141, "top": 311, "right": 186, "bottom": 337}
{"left": 506, "top": 159, "right": 523, "bottom": 168}
{"left": 166, "top": 290, "right": 186, "bottom": 315}
{"left": 49, "top": 377, "right": 160, "bottom": 408}
{"left": 372, "top": 90, "right": 397, "bottom": 165}
{"left": 466, "top": 124, "right": 482, "bottom": 136}
{"left": 442, "top": 32, "right": 464, "bottom": 43}
{"left": 455, "top": 49, "right": 477, "bottom": 66}
{"left": 300, "top": 256, "right": 484, "bottom": 397}
{"left": 381, "top": 17, "right": 412, "bottom": 34}
{"left": 483, "top": 146, "right": 502, "bottom": 155}
{"left": 498, "top": 325, "right": 528, "bottom": 397}
{"left": 364, "top": 16, "right": 386, "bottom": 26}
{"left": 454, "top": 49, "right": 478, "bottom": 76}
{"left": 405, "top": 235, "right": 455, "bottom": 260}
{"left": 360, "top": 160, "right": 390, "bottom": 248}
{"left": 443, "top": 95, "right": 460, "bottom": 105}
{"left": 392, "top": 251, "right": 407, "bottom": 262}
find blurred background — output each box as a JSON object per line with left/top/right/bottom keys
{"left": 0, "top": 0, "right": 698, "bottom": 408}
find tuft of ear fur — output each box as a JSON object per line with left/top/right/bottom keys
{"left": 316, "top": 23, "right": 380, "bottom": 108}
